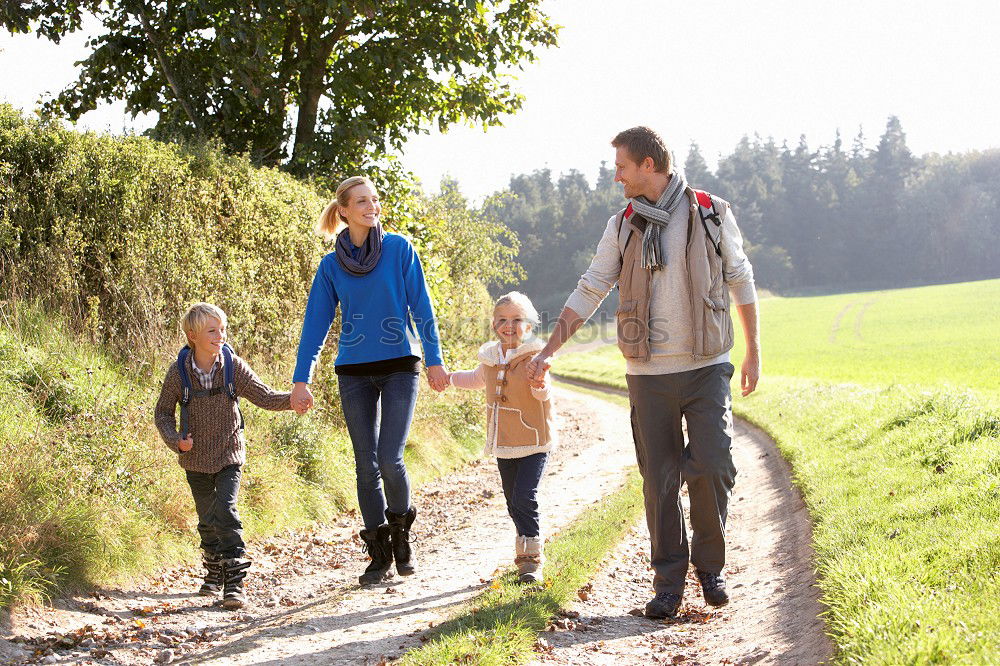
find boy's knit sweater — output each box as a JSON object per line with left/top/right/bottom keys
{"left": 155, "top": 352, "right": 292, "bottom": 473}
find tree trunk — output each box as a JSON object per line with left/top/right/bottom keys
{"left": 131, "top": 1, "right": 206, "bottom": 134}
{"left": 290, "top": 16, "right": 351, "bottom": 172}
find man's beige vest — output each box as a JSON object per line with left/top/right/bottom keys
{"left": 616, "top": 188, "right": 735, "bottom": 362}
{"left": 483, "top": 350, "right": 554, "bottom": 456}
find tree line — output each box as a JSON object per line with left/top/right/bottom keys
{"left": 488, "top": 117, "right": 1000, "bottom": 315}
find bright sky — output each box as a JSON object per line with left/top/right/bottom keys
{"left": 2, "top": 0, "right": 998, "bottom": 201}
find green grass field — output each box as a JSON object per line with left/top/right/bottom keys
{"left": 553, "top": 279, "right": 1000, "bottom": 664}
{"left": 558, "top": 278, "right": 1000, "bottom": 397}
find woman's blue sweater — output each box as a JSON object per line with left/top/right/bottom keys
{"left": 293, "top": 233, "right": 443, "bottom": 383}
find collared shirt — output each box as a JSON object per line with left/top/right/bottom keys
{"left": 191, "top": 354, "right": 221, "bottom": 389}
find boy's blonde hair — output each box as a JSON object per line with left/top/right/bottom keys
{"left": 493, "top": 291, "right": 540, "bottom": 326}
{"left": 316, "top": 175, "right": 378, "bottom": 240}
{"left": 181, "top": 303, "right": 228, "bottom": 341}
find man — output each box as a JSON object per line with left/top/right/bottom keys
{"left": 528, "top": 126, "right": 761, "bottom": 619}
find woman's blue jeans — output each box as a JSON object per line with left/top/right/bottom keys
{"left": 338, "top": 371, "right": 419, "bottom": 530}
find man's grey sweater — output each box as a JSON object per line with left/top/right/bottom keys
{"left": 565, "top": 200, "right": 757, "bottom": 375}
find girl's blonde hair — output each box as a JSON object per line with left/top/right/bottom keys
{"left": 316, "top": 176, "right": 378, "bottom": 240}
{"left": 181, "top": 302, "right": 228, "bottom": 338}
{"left": 493, "top": 291, "right": 540, "bottom": 326}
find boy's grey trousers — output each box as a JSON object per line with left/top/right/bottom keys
{"left": 626, "top": 362, "right": 737, "bottom": 595}
{"left": 186, "top": 464, "right": 245, "bottom": 558}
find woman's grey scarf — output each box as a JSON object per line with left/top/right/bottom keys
{"left": 336, "top": 224, "right": 385, "bottom": 276}
{"left": 628, "top": 170, "right": 688, "bottom": 270}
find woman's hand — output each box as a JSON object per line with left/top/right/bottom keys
{"left": 292, "top": 382, "right": 314, "bottom": 414}
{"left": 178, "top": 435, "right": 194, "bottom": 452}
{"left": 426, "top": 365, "right": 449, "bottom": 392}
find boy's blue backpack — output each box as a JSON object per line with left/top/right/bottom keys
{"left": 176, "top": 343, "right": 242, "bottom": 440}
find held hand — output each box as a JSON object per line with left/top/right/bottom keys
{"left": 526, "top": 353, "right": 552, "bottom": 383}
{"left": 741, "top": 350, "right": 761, "bottom": 397}
{"left": 527, "top": 369, "right": 549, "bottom": 390}
{"left": 291, "top": 382, "right": 314, "bottom": 415}
{"left": 426, "top": 365, "right": 449, "bottom": 392}
{"left": 178, "top": 435, "right": 194, "bottom": 452}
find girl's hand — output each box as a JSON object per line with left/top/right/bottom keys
{"left": 292, "top": 382, "right": 314, "bottom": 414}
{"left": 178, "top": 435, "right": 194, "bottom": 452}
{"left": 528, "top": 372, "right": 548, "bottom": 390}
{"left": 426, "top": 365, "right": 449, "bottom": 392}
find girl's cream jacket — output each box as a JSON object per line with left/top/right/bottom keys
{"left": 449, "top": 338, "right": 556, "bottom": 458}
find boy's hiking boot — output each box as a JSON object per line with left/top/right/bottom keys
{"left": 358, "top": 524, "right": 393, "bottom": 585}
{"left": 514, "top": 535, "right": 544, "bottom": 584}
{"left": 696, "top": 570, "right": 729, "bottom": 607}
{"left": 644, "top": 591, "right": 682, "bottom": 619}
{"left": 220, "top": 557, "right": 251, "bottom": 610}
{"left": 199, "top": 551, "right": 222, "bottom": 596}
{"left": 385, "top": 507, "right": 416, "bottom": 576}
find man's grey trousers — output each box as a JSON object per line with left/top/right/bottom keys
{"left": 626, "top": 362, "right": 737, "bottom": 595}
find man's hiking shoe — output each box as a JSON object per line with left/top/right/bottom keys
{"left": 696, "top": 570, "right": 729, "bottom": 607}
{"left": 199, "top": 552, "right": 222, "bottom": 596}
{"left": 385, "top": 507, "right": 416, "bottom": 576}
{"left": 644, "top": 591, "right": 682, "bottom": 619}
{"left": 359, "top": 524, "right": 393, "bottom": 585}
{"left": 220, "top": 557, "right": 251, "bottom": 610}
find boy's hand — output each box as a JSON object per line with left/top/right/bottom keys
{"left": 292, "top": 382, "right": 314, "bottom": 414}
{"left": 178, "top": 435, "right": 194, "bottom": 452}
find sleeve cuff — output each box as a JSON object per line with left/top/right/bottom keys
{"left": 564, "top": 292, "right": 599, "bottom": 321}
{"left": 729, "top": 281, "right": 758, "bottom": 306}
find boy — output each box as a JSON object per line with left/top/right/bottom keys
{"left": 154, "top": 303, "right": 293, "bottom": 609}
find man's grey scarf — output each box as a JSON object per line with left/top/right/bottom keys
{"left": 336, "top": 224, "right": 384, "bottom": 276}
{"left": 628, "top": 170, "right": 688, "bottom": 270}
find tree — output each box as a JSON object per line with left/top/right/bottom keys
{"left": 2, "top": 0, "right": 558, "bottom": 185}
{"left": 684, "top": 142, "right": 718, "bottom": 192}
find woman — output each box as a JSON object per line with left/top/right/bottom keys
{"left": 291, "top": 176, "right": 448, "bottom": 585}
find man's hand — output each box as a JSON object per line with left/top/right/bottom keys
{"left": 526, "top": 353, "right": 552, "bottom": 383}
{"left": 292, "top": 382, "right": 314, "bottom": 415}
{"left": 178, "top": 435, "right": 194, "bottom": 452}
{"left": 740, "top": 349, "right": 761, "bottom": 397}
{"left": 426, "top": 365, "right": 449, "bottom": 392}
{"left": 527, "top": 369, "right": 549, "bottom": 390}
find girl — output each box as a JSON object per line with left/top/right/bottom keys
{"left": 291, "top": 176, "right": 449, "bottom": 585}
{"left": 447, "top": 291, "right": 556, "bottom": 583}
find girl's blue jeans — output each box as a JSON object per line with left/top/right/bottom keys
{"left": 496, "top": 452, "right": 548, "bottom": 537}
{"left": 338, "top": 371, "right": 419, "bottom": 530}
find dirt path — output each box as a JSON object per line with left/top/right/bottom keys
{"left": 2, "top": 386, "right": 636, "bottom": 665}
{"left": 534, "top": 382, "right": 834, "bottom": 666}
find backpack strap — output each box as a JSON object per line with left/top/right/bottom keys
{"left": 221, "top": 343, "right": 244, "bottom": 432}
{"left": 221, "top": 344, "right": 237, "bottom": 400}
{"left": 693, "top": 189, "right": 724, "bottom": 258}
{"left": 177, "top": 346, "right": 193, "bottom": 440}
{"left": 616, "top": 203, "right": 636, "bottom": 259}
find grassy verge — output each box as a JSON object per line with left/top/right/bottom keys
{"left": 0, "top": 301, "right": 483, "bottom": 609}
{"left": 399, "top": 471, "right": 643, "bottom": 665}
{"left": 736, "top": 379, "right": 1000, "bottom": 664}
